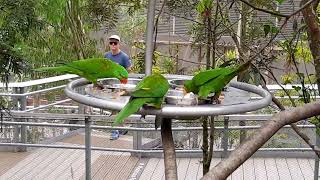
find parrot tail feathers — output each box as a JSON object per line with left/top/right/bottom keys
{"left": 113, "top": 98, "right": 151, "bottom": 126}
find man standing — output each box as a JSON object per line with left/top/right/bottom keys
{"left": 104, "top": 35, "right": 131, "bottom": 70}
{"left": 105, "top": 35, "right": 131, "bottom": 140}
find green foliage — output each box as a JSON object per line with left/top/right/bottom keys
{"left": 166, "top": 0, "right": 198, "bottom": 16}
{"left": 225, "top": 50, "right": 237, "bottom": 60}
{"left": 131, "top": 43, "right": 176, "bottom": 74}
{"left": 36, "top": 0, "right": 67, "bottom": 24}
{"left": 0, "top": 0, "right": 42, "bottom": 84}
{"left": 263, "top": 24, "right": 279, "bottom": 37}
{"left": 0, "top": 43, "right": 25, "bottom": 85}
{"left": 274, "top": 0, "right": 285, "bottom": 4}
{"left": 196, "top": 0, "right": 213, "bottom": 15}
{"left": 281, "top": 73, "right": 297, "bottom": 85}
{"left": 83, "top": 0, "right": 145, "bottom": 30}
{"left": 117, "top": 7, "right": 146, "bottom": 50}
{"left": 1, "top": 0, "right": 146, "bottom": 82}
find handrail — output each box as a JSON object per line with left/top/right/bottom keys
{"left": 0, "top": 121, "right": 315, "bottom": 130}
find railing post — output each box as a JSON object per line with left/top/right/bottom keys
{"left": 12, "top": 87, "right": 27, "bottom": 152}
{"left": 19, "top": 87, "right": 27, "bottom": 152}
{"left": 222, "top": 116, "right": 229, "bottom": 158}
{"left": 13, "top": 87, "right": 19, "bottom": 152}
{"left": 314, "top": 133, "right": 320, "bottom": 180}
{"left": 133, "top": 118, "right": 142, "bottom": 157}
{"left": 84, "top": 116, "right": 91, "bottom": 180}
{"left": 78, "top": 87, "right": 85, "bottom": 114}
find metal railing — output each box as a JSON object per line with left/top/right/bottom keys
{"left": 0, "top": 74, "right": 319, "bottom": 179}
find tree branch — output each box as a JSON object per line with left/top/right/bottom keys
{"left": 238, "top": 0, "right": 317, "bottom": 19}
{"left": 238, "top": 0, "right": 287, "bottom": 18}
{"left": 257, "top": 59, "right": 320, "bottom": 157}
{"left": 202, "top": 101, "right": 320, "bottom": 180}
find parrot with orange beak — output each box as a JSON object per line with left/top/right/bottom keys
{"left": 35, "top": 58, "right": 128, "bottom": 89}
{"left": 183, "top": 61, "right": 251, "bottom": 101}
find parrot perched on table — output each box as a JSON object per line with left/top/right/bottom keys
{"left": 114, "top": 73, "right": 169, "bottom": 125}
{"left": 34, "top": 58, "right": 128, "bottom": 88}
{"left": 183, "top": 60, "right": 251, "bottom": 101}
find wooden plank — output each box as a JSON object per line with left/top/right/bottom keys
{"left": 0, "top": 148, "right": 47, "bottom": 179}
{"left": 242, "top": 158, "right": 255, "bottom": 180}
{"left": 275, "top": 158, "right": 292, "bottom": 180}
{"left": 116, "top": 156, "right": 139, "bottom": 180}
{"left": 139, "top": 158, "right": 160, "bottom": 180}
{"left": 34, "top": 149, "right": 76, "bottom": 179}
{"left": 0, "top": 151, "right": 31, "bottom": 176}
{"left": 46, "top": 149, "right": 84, "bottom": 179}
{"left": 196, "top": 159, "right": 203, "bottom": 180}
{"left": 286, "top": 158, "right": 304, "bottom": 180}
{"left": 253, "top": 158, "right": 268, "bottom": 180}
{"left": 103, "top": 153, "right": 131, "bottom": 179}
{"left": 77, "top": 151, "right": 119, "bottom": 180}
{"left": 177, "top": 158, "right": 190, "bottom": 180}
{"left": 57, "top": 150, "right": 103, "bottom": 179}
{"left": 185, "top": 158, "right": 201, "bottom": 180}
{"left": 22, "top": 148, "right": 67, "bottom": 179}
{"left": 297, "top": 158, "right": 314, "bottom": 180}
{"left": 308, "top": 159, "right": 315, "bottom": 171}
{"left": 3, "top": 148, "right": 53, "bottom": 180}
{"left": 264, "top": 158, "right": 280, "bottom": 180}
{"left": 150, "top": 159, "right": 165, "bottom": 180}
{"left": 79, "top": 151, "right": 115, "bottom": 179}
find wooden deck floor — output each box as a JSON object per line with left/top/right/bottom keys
{"left": 0, "top": 130, "right": 317, "bottom": 180}
{"left": 136, "top": 157, "right": 316, "bottom": 180}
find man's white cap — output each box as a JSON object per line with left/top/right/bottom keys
{"left": 109, "top": 35, "right": 120, "bottom": 42}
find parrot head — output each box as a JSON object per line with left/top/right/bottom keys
{"left": 114, "top": 66, "right": 129, "bottom": 84}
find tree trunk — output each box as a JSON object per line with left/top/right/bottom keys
{"left": 161, "top": 118, "right": 177, "bottom": 180}
{"left": 202, "top": 101, "right": 320, "bottom": 180}
{"left": 301, "top": 0, "right": 320, "bottom": 96}
{"left": 202, "top": 117, "right": 209, "bottom": 174}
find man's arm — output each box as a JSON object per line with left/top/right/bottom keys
{"left": 123, "top": 53, "right": 132, "bottom": 72}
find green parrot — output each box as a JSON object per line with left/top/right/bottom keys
{"left": 34, "top": 58, "right": 129, "bottom": 88}
{"left": 114, "top": 73, "right": 169, "bottom": 125}
{"left": 183, "top": 61, "right": 251, "bottom": 100}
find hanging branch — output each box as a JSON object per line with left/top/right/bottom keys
{"left": 202, "top": 101, "right": 320, "bottom": 180}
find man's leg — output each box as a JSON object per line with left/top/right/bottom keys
{"left": 110, "top": 130, "right": 119, "bottom": 140}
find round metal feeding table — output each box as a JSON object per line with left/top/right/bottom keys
{"left": 65, "top": 75, "right": 272, "bottom": 180}
{"left": 65, "top": 76, "right": 272, "bottom": 117}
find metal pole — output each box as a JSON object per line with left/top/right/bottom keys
{"left": 133, "top": 119, "right": 142, "bottom": 157}
{"left": 13, "top": 87, "right": 20, "bottom": 152}
{"left": 314, "top": 134, "right": 320, "bottom": 180}
{"left": 85, "top": 116, "right": 91, "bottom": 180}
{"left": 19, "top": 87, "right": 27, "bottom": 152}
{"left": 144, "top": 0, "right": 156, "bottom": 76}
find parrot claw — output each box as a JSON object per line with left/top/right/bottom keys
{"left": 140, "top": 115, "right": 146, "bottom": 120}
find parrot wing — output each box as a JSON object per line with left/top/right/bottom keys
{"left": 131, "top": 74, "right": 169, "bottom": 98}
{"left": 198, "top": 68, "right": 237, "bottom": 98}
{"left": 114, "top": 97, "right": 154, "bottom": 125}
{"left": 193, "top": 68, "right": 230, "bottom": 86}
{"left": 114, "top": 74, "right": 169, "bottom": 125}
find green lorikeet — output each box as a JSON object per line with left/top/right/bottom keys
{"left": 114, "top": 73, "right": 169, "bottom": 125}
{"left": 34, "top": 58, "right": 129, "bottom": 87}
{"left": 184, "top": 61, "right": 251, "bottom": 100}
